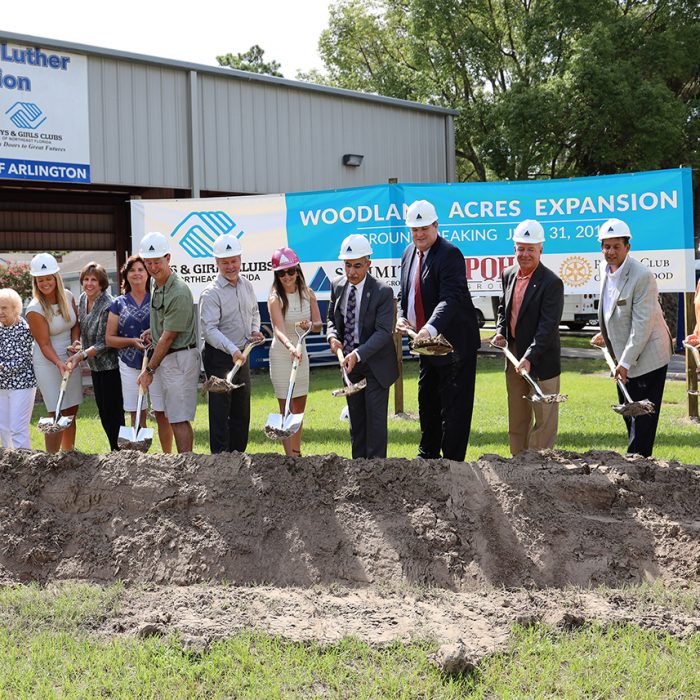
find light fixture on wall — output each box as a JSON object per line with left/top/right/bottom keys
{"left": 342, "top": 153, "right": 364, "bottom": 167}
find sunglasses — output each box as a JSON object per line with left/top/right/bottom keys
{"left": 276, "top": 268, "right": 298, "bottom": 277}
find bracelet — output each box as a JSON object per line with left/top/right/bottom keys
{"left": 82, "top": 350, "right": 88, "bottom": 361}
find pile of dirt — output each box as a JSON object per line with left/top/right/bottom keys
{"left": 0, "top": 448, "right": 697, "bottom": 588}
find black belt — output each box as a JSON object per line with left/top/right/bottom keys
{"left": 166, "top": 343, "right": 197, "bottom": 355}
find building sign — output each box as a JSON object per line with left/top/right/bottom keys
{"left": 131, "top": 168, "right": 695, "bottom": 301}
{"left": 0, "top": 43, "right": 90, "bottom": 183}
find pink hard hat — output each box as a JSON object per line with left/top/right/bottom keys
{"left": 271, "top": 247, "right": 300, "bottom": 271}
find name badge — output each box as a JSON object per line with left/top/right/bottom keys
{"left": 617, "top": 299, "right": 627, "bottom": 306}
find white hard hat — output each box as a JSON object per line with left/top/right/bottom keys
{"left": 513, "top": 219, "right": 545, "bottom": 244}
{"left": 405, "top": 200, "right": 438, "bottom": 227}
{"left": 212, "top": 234, "right": 242, "bottom": 258}
{"left": 338, "top": 234, "right": 372, "bottom": 260}
{"left": 30, "top": 253, "right": 60, "bottom": 277}
{"left": 598, "top": 218, "right": 632, "bottom": 241}
{"left": 139, "top": 231, "right": 170, "bottom": 258}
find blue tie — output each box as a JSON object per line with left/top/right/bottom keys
{"left": 343, "top": 285, "right": 357, "bottom": 355}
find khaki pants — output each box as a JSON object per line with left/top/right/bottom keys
{"left": 505, "top": 363, "right": 560, "bottom": 456}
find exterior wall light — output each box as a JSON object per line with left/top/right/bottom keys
{"left": 342, "top": 154, "right": 364, "bottom": 167}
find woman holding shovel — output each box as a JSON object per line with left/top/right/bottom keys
{"left": 67, "top": 262, "right": 123, "bottom": 452}
{"left": 106, "top": 255, "right": 172, "bottom": 453}
{"left": 267, "top": 247, "right": 322, "bottom": 456}
{"left": 26, "top": 253, "right": 83, "bottom": 453}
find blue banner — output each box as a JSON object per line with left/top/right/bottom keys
{"left": 0, "top": 157, "right": 89, "bottom": 183}
{"left": 286, "top": 168, "right": 693, "bottom": 261}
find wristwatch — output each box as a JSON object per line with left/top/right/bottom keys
{"left": 145, "top": 365, "right": 156, "bottom": 375}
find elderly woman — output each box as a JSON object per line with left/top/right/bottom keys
{"left": 67, "top": 262, "right": 123, "bottom": 451}
{"left": 105, "top": 255, "right": 172, "bottom": 453}
{"left": 0, "top": 288, "right": 37, "bottom": 448}
{"left": 267, "top": 247, "right": 322, "bottom": 457}
{"left": 26, "top": 253, "right": 83, "bottom": 453}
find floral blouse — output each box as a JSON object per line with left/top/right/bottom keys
{"left": 0, "top": 317, "right": 37, "bottom": 390}
{"left": 78, "top": 291, "right": 119, "bottom": 372}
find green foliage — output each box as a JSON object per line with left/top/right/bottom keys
{"left": 217, "top": 45, "right": 284, "bottom": 77}
{"left": 314, "top": 0, "right": 700, "bottom": 180}
{"left": 0, "top": 262, "right": 32, "bottom": 303}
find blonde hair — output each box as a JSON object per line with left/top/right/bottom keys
{"left": 32, "top": 273, "right": 72, "bottom": 322}
{"left": 0, "top": 287, "right": 23, "bottom": 319}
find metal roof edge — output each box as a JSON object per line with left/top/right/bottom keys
{"left": 0, "top": 31, "right": 459, "bottom": 116}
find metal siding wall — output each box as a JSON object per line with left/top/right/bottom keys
{"left": 88, "top": 58, "right": 190, "bottom": 188}
{"left": 199, "top": 75, "right": 448, "bottom": 193}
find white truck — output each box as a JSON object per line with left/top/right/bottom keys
{"left": 472, "top": 293, "right": 598, "bottom": 330}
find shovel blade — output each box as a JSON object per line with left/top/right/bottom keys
{"left": 264, "top": 411, "right": 304, "bottom": 440}
{"left": 612, "top": 399, "right": 655, "bottom": 417}
{"left": 525, "top": 393, "right": 568, "bottom": 404}
{"left": 38, "top": 415, "right": 73, "bottom": 434}
{"left": 332, "top": 378, "right": 367, "bottom": 397}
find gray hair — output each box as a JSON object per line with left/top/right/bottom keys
{"left": 0, "top": 287, "right": 23, "bottom": 319}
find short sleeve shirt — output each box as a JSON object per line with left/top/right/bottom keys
{"left": 109, "top": 292, "right": 151, "bottom": 369}
{"left": 150, "top": 272, "right": 196, "bottom": 349}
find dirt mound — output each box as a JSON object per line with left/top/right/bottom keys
{"left": 0, "top": 448, "right": 697, "bottom": 589}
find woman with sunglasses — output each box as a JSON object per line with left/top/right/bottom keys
{"left": 267, "top": 247, "right": 322, "bottom": 457}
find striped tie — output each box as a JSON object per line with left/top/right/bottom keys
{"left": 343, "top": 285, "right": 357, "bottom": 355}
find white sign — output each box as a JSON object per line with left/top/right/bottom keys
{"left": 0, "top": 42, "right": 90, "bottom": 183}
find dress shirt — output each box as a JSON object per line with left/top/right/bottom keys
{"left": 406, "top": 247, "right": 437, "bottom": 337}
{"left": 199, "top": 273, "right": 260, "bottom": 355}
{"left": 602, "top": 254, "right": 631, "bottom": 368}
{"left": 509, "top": 266, "right": 534, "bottom": 338}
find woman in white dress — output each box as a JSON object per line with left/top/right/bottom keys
{"left": 267, "top": 247, "right": 322, "bottom": 457}
{"left": 25, "top": 253, "right": 83, "bottom": 453}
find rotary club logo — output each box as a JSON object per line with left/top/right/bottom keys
{"left": 559, "top": 256, "right": 592, "bottom": 287}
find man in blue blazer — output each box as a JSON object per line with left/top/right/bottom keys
{"left": 397, "top": 200, "right": 481, "bottom": 461}
{"left": 327, "top": 234, "right": 399, "bottom": 458}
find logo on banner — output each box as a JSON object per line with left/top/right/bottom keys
{"left": 309, "top": 267, "right": 332, "bottom": 292}
{"left": 559, "top": 255, "right": 593, "bottom": 287}
{"left": 5, "top": 102, "right": 47, "bottom": 130}
{"left": 170, "top": 211, "right": 243, "bottom": 258}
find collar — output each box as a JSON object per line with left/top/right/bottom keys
{"left": 605, "top": 254, "right": 629, "bottom": 280}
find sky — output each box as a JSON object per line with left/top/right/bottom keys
{"left": 1, "top": 0, "right": 334, "bottom": 77}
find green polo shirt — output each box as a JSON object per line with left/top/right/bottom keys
{"left": 150, "top": 272, "right": 197, "bottom": 349}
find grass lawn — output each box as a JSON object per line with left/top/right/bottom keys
{"left": 29, "top": 356, "right": 700, "bottom": 464}
{"left": 0, "top": 583, "right": 697, "bottom": 699}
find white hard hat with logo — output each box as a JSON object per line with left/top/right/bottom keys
{"left": 212, "top": 234, "right": 243, "bottom": 259}
{"left": 405, "top": 200, "right": 438, "bottom": 227}
{"left": 30, "top": 252, "right": 60, "bottom": 277}
{"left": 598, "top": 218, "right": 632, "bottom": 241}
{"left": 139, "top": 231, "right": 170, "bottom": 258}
{"left": 513, "top": 219, "right": 545, "bottom": 244}
{"left": 338, "top": 234, "right": 373, "bottom": 260}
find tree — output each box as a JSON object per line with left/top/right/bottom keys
{"left": 217, "top": 45, "right": 284, "bottom": 77}
{"left": 0, "top": 262, "right": 33, "bottom": 304}
{"left": 312, "top": 0, "right": 700, "bottom": 181}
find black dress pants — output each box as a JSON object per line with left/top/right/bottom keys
{"left": 617, "top": 364, "right": 667, "bottom": 457}
{"left": 92, "top": 367, "right": 124, "bottom": 451}
{"left": 202, "top": 343, "right": 251, "bottom": 454}
{"left": 346, "top": 364, "right": 390, "bottom": 459}
{"left": 417, "top": 348, "right": 477, "bottom": 461}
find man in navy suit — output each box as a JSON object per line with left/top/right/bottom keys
{"left": 327, "top": 234, "right": 399, "bottom": 458}
{"left": 397, "top": 200, "right": 481, "bottom": 461}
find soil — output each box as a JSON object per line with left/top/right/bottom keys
{"left": 0, "top": 447, "right": 698, "bottom": 658}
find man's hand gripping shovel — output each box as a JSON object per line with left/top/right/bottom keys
{"left": 331, "top": 347, "right": 366, "bottom": 397}
{"left": 202, "top": 337, "right": 265, "bottom": 394}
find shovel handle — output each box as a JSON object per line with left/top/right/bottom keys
{"left": 493, "top": 342, "right": 544, "bottom": 398}
{"left": 335, "top": 347, "right": 345, "bottom": 364}
{"left": 59, "top": 369, "right": 71, "bottom": 392}
{"left": 598, "top": 345, "right": 636, "bottom": 403}
{"left": 683, "top": 341, "right": 700, "bottom": 368}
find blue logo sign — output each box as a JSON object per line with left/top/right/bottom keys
{"left": 5, "top": 102, "right": 47, "bottom": 130}
{"left": 170, "top": 211, "right": 242, "bottom": 258}
{"left": 309, "top": 266, "right": 332, "bottom": 292}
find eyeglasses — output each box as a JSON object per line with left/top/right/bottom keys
{"left": 275, "top": 268, "right": 298, "bottom": 277}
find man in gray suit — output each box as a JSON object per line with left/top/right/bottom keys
{"left": 592, "top": 218, "right": 672, "bottom": 457}
{"left": 327, "top": 234, "right": 399, "bottom": 458}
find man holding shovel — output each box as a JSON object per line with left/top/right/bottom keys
{"left": 397, "top": 200, "right": 481, "bottom": 461}
{"left": 327, "top": 234, "right": 398, "bottom": 458}
{"left": 492, "top": 219, "right": 565, "bottom": 455}
{"left": 591, "top": 218, "right": 672, "bottom": 457}
{"left": 200, "top": 234, "right": 264, "bottom": 453}
{"left": 137, "top": 232, "right": 200, "bottom": 453}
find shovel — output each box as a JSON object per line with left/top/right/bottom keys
{"left": 117, "top": 348, "right": 154, "bottom": 451}
{"left": 593, "top": 342, "right": 655, "bottom": 416}
{"left": 682, "top": 341, "right": 700, "bottom": 396}
{"left": 202, "top": 337, "right": 265, "bottom": 394}
{"left": 38, "top": 369, "right": 75, "bottom": 433}
{"left": 491, "top": 341, "right": 568, "bottom": 404}
{"left": 405, "top": 328, "right": 454, "bottom": 356}
{"left": 264, "top": 323, "right": 311, "bottom": 440}
{"left": 331, "top": 347, "right": 367, "bottom": 397}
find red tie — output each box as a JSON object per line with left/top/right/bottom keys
{"left": 414, "top": 250, "right": 426, "bottom": 330}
